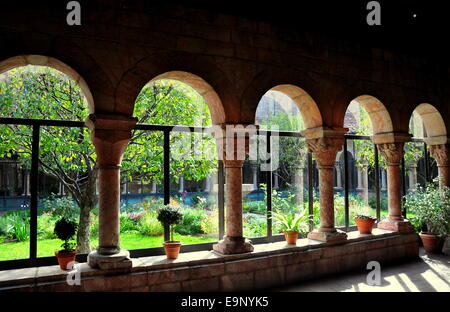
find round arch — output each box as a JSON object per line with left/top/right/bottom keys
{"left": 148, "top": 71, "right": 225, "bottom": 125}
{"left": 411, "top": 103, "right": 447, "bottom": 138}
{"left": 266, "top": 84, "right": 323, "bottom": 129}
{"left": 0, "top": 55, "right": 94, "bottom": 113}
{"left": 348, "top": 95, "right": 394, "bottom": 135}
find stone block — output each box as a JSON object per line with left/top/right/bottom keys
{"left": 285, "top": 261, "right": 315, "bottom": 283}
{"left": 182, "top": 277, "right": 220, "bottom": 292}
{"left": 190, "top": 263, "right": 225, "bottom": 279}
{"left": 220, "top": 272, "right": 254, "bottom": 291}
{"left": 254, "top": 266, "right": 285, "bottom": 290}
{"left": 148, "top": 267, "right": 190, "bottom": 285}
{"left": 149, "top": 282, "right": 182, "bottom": 292}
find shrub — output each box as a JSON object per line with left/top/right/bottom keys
{"left": 54, "top": 217, "right": 77, "bottom": 252}
{"left": 37, "top": 213, "right": 57, "bottom": 239}
{"left": 0, "top": 211, "right": 29, "bottom": 242}
{"left": 201, "top": 209, "right": 219, "bottom": 236}
{"left": 243, "top": 200, "right": 266, "bottom": 214}
{"left": 42, "top": 195, "right": 78, "bottom": 221}
{"left": 157, "top": 205, "right": 183, "bottom": 242}
{"left": 138, "top": 213, "right": 164, "bottom": 236}
{"left": 243, "top": 214, "right": 267, "bottom": 238}
{"left": 120, "top": 213, "right": 140, "bottom": 233}
{"left": 175, "top": 208, "right": 205, "bottom": 235}
{"left": 404, "top": 181, "right": 450, "bottom": 237}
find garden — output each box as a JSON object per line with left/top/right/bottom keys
{"left": 0, "top": 184, "right": 397, "bottom": 261}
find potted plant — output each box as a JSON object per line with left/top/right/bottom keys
{"left": 272, "top": 210, "right": 309, "bottom": 244}
{"left": 54, "top": 217, "right": 78, "bottom": 270}
{"left": 404, "top": 181, "right": 450, "bottom": 254}
{"left": 354, "top": 214, "right": 376, "bottom": 234}
{"left": 157, "top": 205, "right": 183, "bottom": 259}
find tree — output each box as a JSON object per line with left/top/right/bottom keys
{"left": 0, "top": 66, "right": 217, "bottom": 253}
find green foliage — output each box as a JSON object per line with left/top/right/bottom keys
{"left": 404, "top": 180, "right": 450, "bottom": 237}
{"left": 37, "top": 213, "right": 57, "bottom": 239}
{"left": 271, "top": 210, "right": 309, "bottom": 235}
{"left": 42, "top": 195, "right": 78, "bottom": 222}
{"left": 201, "top": 209, "right": 219, "bottom": 236}
{"left": 175, "top": 208, "right": 205, "bottom": 235}
{"left": 138, "top": 213, "right": 164, "bottom": 236}
{"left": 54, "top": 217, "right": 77, "bottom": 251}
{"left": 0, "top": 211, "right": 29, "bottom": 242}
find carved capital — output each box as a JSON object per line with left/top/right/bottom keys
{"left": 377, "top": 143, "right": 405, "bottom": 166}
{"left": 430, "top": 144, "right": 450, "bottom": 167}
{"left": 213, "top": 124, "right": 256, "bottom": 163}
{"left": 307, "top": 137, "right": 344, "bottom": 168}
{"left": 86, "top": 114, "right": 138, "bottom": 167}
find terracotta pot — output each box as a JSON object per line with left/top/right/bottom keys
{"left": 284, "top": 231, "right": 298, "bottom": 244}
{"left": 420, "top": 233, "right": 442, "bottom": 254}
{"left": 55, "top": 250, "right": 77, "bottom": 270}
{"left": 355, "top": 218, "right": 376, "bottom": 234}
{"left": 163, "top": 241, "right": 182, "bottom": 259}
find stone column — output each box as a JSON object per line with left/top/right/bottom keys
{"left": 251, "top": 164, "right": 258, "bottom": 191}
{"left": 273, "top": 171, "right": 279, "bottom": 189}
{"left": 86, "top": 114, "right": 137, "bottom": 270}
{"left": 213, "top": 124, "right": 254, "bottom": 254}
{"left": 295, "top": 165, "right": 305, "bottom": 208}
{"left": 151, "top": 180, "right": 157, "bottom": 193}
{"left": 179, "top": 176, "right": 185, "bottom": 193}
{"left": 381, "top": 169, "right": 387, "bottom": 191}
{"left": 335, "top": 163, "right": 342, "bottom": 189}
{"left": 430, "top": 144, "right": 450, "bottom": 188}
{"left": 303, "top": 133, "right": 348, "bottom": 243}
{"left": 408, "top": 166, "right": 418, "bottom": 191}
{"left": 376, "top": 143, "right": 414, "bottom": 232}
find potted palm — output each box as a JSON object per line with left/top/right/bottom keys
{"left": 54, "top": 217, "right": 78, "bottom": 270}
{"left": 354, "top": 214, "right": 377, "bottom": 234}
{"left": 404, "top": 181, "right": 450, "bottom": 254}
{"left": 272, "top": 210, "right": 309, "bottom": 244}
{"left": 157, "top": 205, "right": 183, "bottom": 259}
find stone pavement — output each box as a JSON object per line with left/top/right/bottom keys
{"left": 274, "top": 248, "right": 450, "bottom": 292}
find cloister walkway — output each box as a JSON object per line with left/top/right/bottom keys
{"left": 274, "top": 249, "right": 450, "bottom": 292}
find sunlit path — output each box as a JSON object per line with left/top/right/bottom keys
{"left": 273, "top": 248, "right": 450, "bottom": 292}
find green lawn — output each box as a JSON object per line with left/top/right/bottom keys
{"left": 0, "top": 232, "right": 215, "bottom": 261}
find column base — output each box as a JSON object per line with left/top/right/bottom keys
{"left": 87, "top": 249, "right": 132, "bottom": 271}
{"left": 213, "top": 236, "right": 254, "bottom": 255}
{"left": 307, "top": 229, "right": 347, "bottom": 243}
{"left": 377, "top": 218, "right": 415, "bottom": 233}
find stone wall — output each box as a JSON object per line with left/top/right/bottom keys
{"left": 0, "top": 231, "right": 419, "bottom": 292}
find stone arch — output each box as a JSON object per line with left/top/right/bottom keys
{"left": 115, "top": 52, "right": 235, "bottom": 124}
{"left": 347, "top": 95, "right": 394, "bottom": 135}
{"left": 266, "top": 85, "right": 323, "bottom": 129}
{"left": 241, "top": 69, "right": 324, "bottom": 128}
{"left": 0, "top": 55, "right": 94, "bottom": 113}
{"left": 411, "top": 103, "right": 447, "bottom": 140}
{"left": 148, "top": 71, "right": 225, "bottom": 125}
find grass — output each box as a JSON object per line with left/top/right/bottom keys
{"left": 0, "top": 232, "right": 215, "bottom": 261}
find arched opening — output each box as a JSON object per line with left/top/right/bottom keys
{"left": 342, "top": 96, "right": 393, "bottom": 227}
{"left": 0, "top": 56, "right": 95, "bottom": 260}
{"left": 407, "top": 103, "right": 446, "bottom": 188}
{"left": 119, "top": 72, "right": 222, "bottom": 247}
{"left": 245, "top": 85, "right": 319, "bottom": 238}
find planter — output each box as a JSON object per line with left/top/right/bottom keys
{"left": 284, "top": 231, "right": 298, "bottom": 244}
{"left": 420, "top": 233, "right": 443, "bottom": 254}
{"left": 355, "top": 218, "right": 376, "bottom": 234}
{"left": 163, "top": 241, "right": 182, "bottom": 259}
{"left": 55, "top": 250, "right": 77, "bottom": 270}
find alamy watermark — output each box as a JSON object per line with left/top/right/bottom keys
{"left": 170, "top": 124, "right": 280, "bottom": 171}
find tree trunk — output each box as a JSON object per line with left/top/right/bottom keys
{"left": 76, "top": 168, "right": 98, "bottom": 254}
{"left": 77, "top": 203, "right": 92, "bottom": 253}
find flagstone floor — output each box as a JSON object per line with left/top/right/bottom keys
{"left": 274, "top": 248, "right": 450, "bottom": 292}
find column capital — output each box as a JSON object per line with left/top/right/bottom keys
{"left": 306, "top": 137, "right": 344, "bottom": 168}
{"left": 377, "top": 142, "right": 405, "bottom": 166}
{"left": 85, "top": 114, "right": 138, "bottom": 167}
{"left": 429, "top": 144, "right": 450, "bottom": 167}
{"left": 211, "top": 123, "right": 257, "bottom": 164}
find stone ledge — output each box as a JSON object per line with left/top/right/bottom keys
{"left": 0, "top": 229, "right": 419, "bottom": 292}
